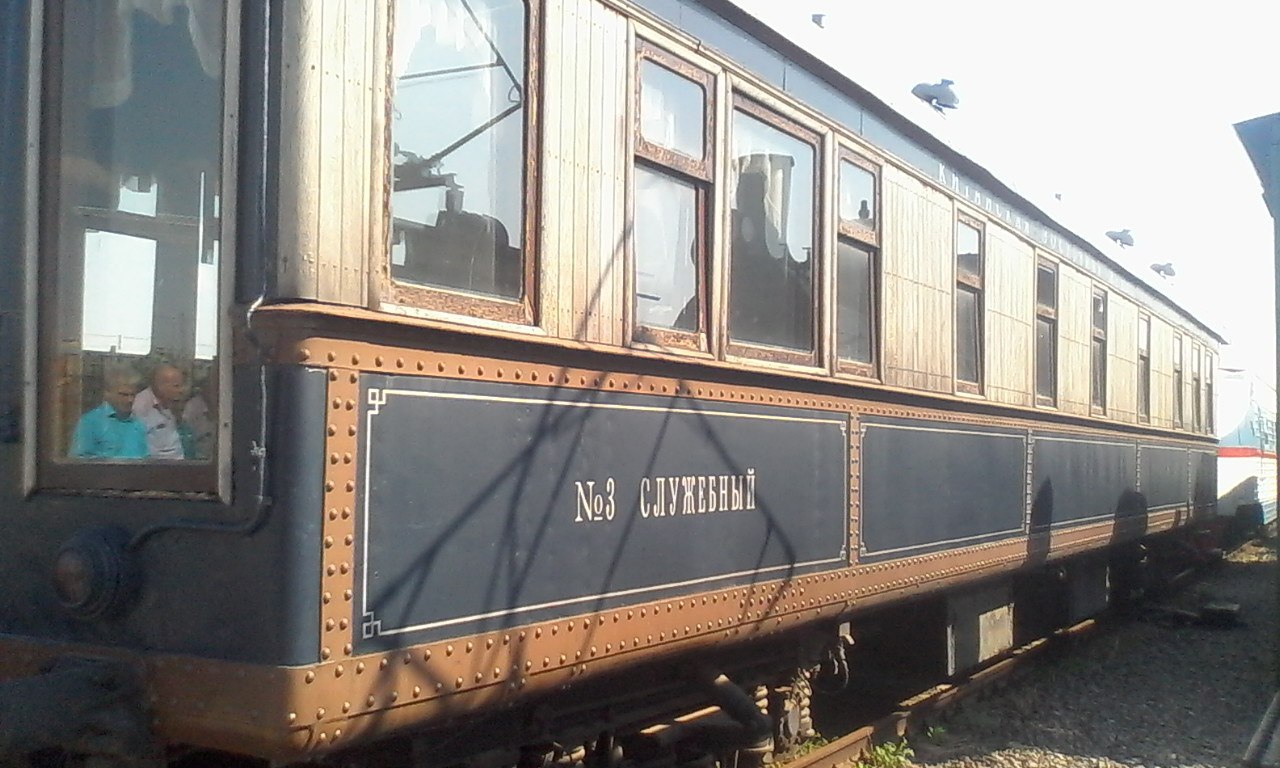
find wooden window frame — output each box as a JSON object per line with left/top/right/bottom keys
{"left": 1034, "top": 257, "right": 1058, "bottom": 407}
{"left": 834, "top": 149, "right": 880, "bottom": 380}
{"left": 1172, "top": 333, "right": 1184, "bottom": 428}
{"left": 1089, "top": 287, "right": 1107, "bottom": 416}
{"left": 35, "top": 0, "right": 239, "bottom": 497}
{"left": 1137, "top": 312, "right": 1151, "bottom": 423}
{"left": 629, "top": 40, "right": 715, "bottom": 353}
{"left": 723, "top": 95, "right": 823, "bottom": 369}
{"left": 953, "top": 212, "right": 985, "bottom": 396}
{"left": 383, "top": 0, "right": 543, "bottom": 327}
{"left": 836, "top": 150, "right": 880, "bottom": 247}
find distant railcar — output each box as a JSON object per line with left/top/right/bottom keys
{"left": 1216, "top": 367, "right": 1277, "bottom": 532}
{"left": 0, "top": 0, "right": 1222, "bottom": 765}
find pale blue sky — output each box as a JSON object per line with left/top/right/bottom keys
{"left": 729, "top": 0, "right": 1278, "bottom": 380}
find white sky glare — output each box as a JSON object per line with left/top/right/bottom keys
{"left": 728, "top": 0, "right": 1279, "bottom": 379}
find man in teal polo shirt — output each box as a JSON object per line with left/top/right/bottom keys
{"left": 69, "top": 368, "right": 148, "bottom": 460}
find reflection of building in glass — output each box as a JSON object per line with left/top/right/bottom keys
{"left": 390, "top": 0, "right": 527, "bottom": 300}
{"left": 731, "top": 152, "right": 813, "bottom": 350}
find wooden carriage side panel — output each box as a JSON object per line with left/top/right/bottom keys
{"left": 540, "top": 0, "right": 627, "bottom": 343}
{"left": 592, "top": 0, "right": 626, "bottom": 347}
{"left": 541, "top": 0, "right": 566, "bottom": 336}
{"left": 1056, "top": 264, "right": 1092, "bottom": 416}
{"left": 276, "top": 0, "right": 377, "bottom": 304}
{"left": 1107, "top": 293, "right": 1139, "bottom": 423}
{"left": 983, "top": 225, "right": 1033, "bottom": 408}
{"left": 1149, "top": 316, "right": 1175, "bottom": 429}
{"left": 881, "top": 168, "right": 953, "bottom": 393}
{"left": 1181, "top": 330, "right": 1196, "bottom": 431}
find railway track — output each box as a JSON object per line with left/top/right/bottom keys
{"left": 782, "top": 617, "right": 1103, "bottom": 768}
{"left": 782, "top": 539, "right": 1255, "bottom": 768}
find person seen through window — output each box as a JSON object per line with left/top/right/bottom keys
{"left": 69, "top": 366, "right": 148, "bottom": 459}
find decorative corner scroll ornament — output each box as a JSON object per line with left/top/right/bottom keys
{"left": 367, "top": 388, "right": 388, "bottom": 416}
{"left": 362, "top": 612, "right": 383, "bottom": 639}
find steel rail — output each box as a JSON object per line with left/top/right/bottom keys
{"left": 783, "top": 618, "right": 1102, "bottom": 768}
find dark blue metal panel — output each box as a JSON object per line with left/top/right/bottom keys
{"left": 0, "top": 0, "right": 29, "bottom": 445}
{"left": 354, "top": 375, "right": 849, "bottom": 650}
{"left": 1192, "top": 449, "right": 1216, "bottom": 510}
{"left": 1141, "top": 443, "right": 1190, "bottom": 510}
{"left": 1030, "top": 433, "right": 1138, "bottom": 529}
{"left": 261, "top": 365, "right": 327, "bottom": 664}
{"left": 858, "top": 417, "right": 1026, "bottom": 561}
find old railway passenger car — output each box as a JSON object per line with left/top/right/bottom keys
{"left": 0, "top": 0, "right": 1222, "bottom": 764}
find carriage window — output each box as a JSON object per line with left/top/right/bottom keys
{"left": 1192, "top": 343, "right": 1203, "bottom": 432}
{"left": 839, "top": 160, "right": 877, "bottom": 232}
{"left": 1138, "top": 314, "right": 1151, "bottom": 421}
{"left": 390, "top": 0, "right": 530, "bottom": 310}
{"left": 836, "top": 154, "right": 879, "bottom": 376}
{"left": 1205, "top": 351, "right": 1215, "bottom": 433}
{"left": 955, "top": 218, "right": 984, "bottom": 392}
{"left": 1035, "top": 260, "right": 1057, "bottom": 405}
{"left": 638, "top": 60, "right": 704, "bottom": 160}
{"left": 836, "top": 242, "right": 875, "bottom": 366}
{"left": 1090, "top": 289, "right": 1108, "bottom": 413}
{"left": 631, "top": 45, "right": 712, "bottom": 348}
{"left": 43, "top": 2, "right": 227, "bottom": 488}
{"left": 728, "top": 103, "right": 817, "bottom": 362}
{"left": 1173, "top": 334, "right": 1184, "bottom": 428}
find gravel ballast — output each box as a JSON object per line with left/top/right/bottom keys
{"left": 912, "top": 540, "right": 1278, "bottom": 768}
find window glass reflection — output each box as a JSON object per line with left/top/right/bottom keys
{"left": 634, "top": 166, "right": 698, "bottom": 331}
{"left": 1035, "top": 316, "right": 1055, "bottom": 399}
{"left": 639, "top": 60, "right": 704, "bottom": 160}
{"left": 838, "top": 161, "right": 875, "bottom": 230}
{"left": 836, "top": 240, "right": 873, "bottom": 363}
{"left": 391, "top": 0, "right": 527, "bottom": 299}
{"left": 957, "top": 222, "right": 981, "bottom": 277}
{"left": 728, "top": 110, "right": 815, "bottom": 352}
{"left": 1036, "top": 265, "right": 1056, "bottom": 309}
{"left": 1091, "top": 339, "right": 1106, "bottom": 408}
{"left": 81, "top": 231, "right": 157, "bottom": 355}
{"left": 956, "top": 287, "right": 980, "bottom": 384}
{"left": 52, "top": 2, "right": 225, "bottom": 464}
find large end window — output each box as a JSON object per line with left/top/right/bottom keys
{"left": 1090, "top": 288, "right": 1108, "bottom": 413}
{"left": 631, "top": 43, "right": 713, "bottom": 350}
{"left": 1034, "top": 259, "right": 1057, "bottom": 405}
{"left": 836, "top": 153, "right": 879, "bottom": 377}
{"left": 41, "top": 2, "right": 229, "bottom": 492}
{"left": 955, "top": 216, "right": 984, "bottom": 393}
{"left": 390, "top": 0, "right": 534, "bottom": 321}
{"left": 1138, "top": 314, "right": 1151, "bottom": 421}
{"left": 727, "top": 100, "right": 818, "bottom": 365}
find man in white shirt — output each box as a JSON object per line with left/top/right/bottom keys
{"left": 133, "top": 363, "right": 186, "bottom": 460}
